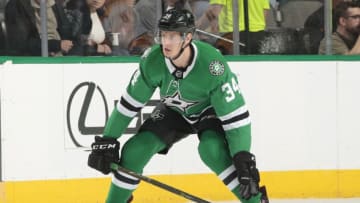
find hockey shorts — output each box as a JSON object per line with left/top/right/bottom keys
{"left": 139, "top": 103, "right": 225, "bottom": 154}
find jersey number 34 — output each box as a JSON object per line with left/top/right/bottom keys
{"left": 222, "top": 77, "right": 241, "bottom": 103}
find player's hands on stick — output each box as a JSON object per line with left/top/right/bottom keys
{"left": 88, "top": 136, "right": 120, "bottom": 174}
{"left": 233, "top": 151, "right": 260, "bottom": 199}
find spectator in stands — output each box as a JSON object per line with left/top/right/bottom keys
{"left": 318, "top": 0, "right": 360, "bottom": 54}
{"left": 196, "top": 0, "right": 270, "bottom": 54}
{"left": 304, "top": 0, "right": 342, "bottom": 54}
{"left": 102, "top": 0, "right": 136, "bottom": 55}
{"left": 5, "top": 0, "right": 75, "bottom": 56}
{"left": 126, "top": 0, "right": 192, "bottom": 55}
{"left": 189, "top": 0, "right": 209, "bottom": 19}
{"left": 66, "top": 0, "right": 112, "bottom": 55}
{"left": 133, "top": 0, "right": 191, "bottom": 38}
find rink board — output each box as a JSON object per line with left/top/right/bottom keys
{"left": 1, "top": 56, "right": 360, "bottom": 202}
{"left": 0, "top": 170, "right": 360, "bottom": 203}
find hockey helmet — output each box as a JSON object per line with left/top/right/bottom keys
{"left": 158, "top": 9, "right": 195, "bottom": 34}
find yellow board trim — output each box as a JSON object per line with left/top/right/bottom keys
{"left": 0, "top": 170, "right": 359, "bottom": 203}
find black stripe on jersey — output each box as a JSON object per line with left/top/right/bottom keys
{"left": 223, "top": 170, "right": 238, "bottom": 185}
{"left": 114, "top": 171, "right": 140, "bottom": 185}
{"left": 120, "top": 97, "right": 142, "bottom": 112}
{"left": 221, "top": 111, "right": 250, "bottom": 125}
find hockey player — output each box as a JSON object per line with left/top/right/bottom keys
{"left": 88, "top": 8, "right": 269, "bottom": 203}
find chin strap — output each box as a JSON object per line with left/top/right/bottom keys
{"left": 168, "top": 36, "right": 193, "bottom": 60}
{"left": 169, "top": 41, "right": 187, "bottom": 61}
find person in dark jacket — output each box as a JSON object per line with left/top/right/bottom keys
{"left": 65, "top": 0, "right": 112, "bottom": 56}
{"left": 4, "top": 0, "right": 78, "bottom": 56}
{"left": 303, "top": 0, "right": 341, "bottom": 54}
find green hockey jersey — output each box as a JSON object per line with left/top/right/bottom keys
{"left": 104, "top": 40, "right": 251, "bottom": 153}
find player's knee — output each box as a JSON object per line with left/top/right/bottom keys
{"left": 198, "top": 131, "right": 226, "bottom": 165}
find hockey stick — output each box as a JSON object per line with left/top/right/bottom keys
{"left": 195, "top": 29, "right": 246, "bottom": 47}
{"left": 110, "top": 163, "right": 212, "bottom": 203}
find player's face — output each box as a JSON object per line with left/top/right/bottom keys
{"left": 159, "top": 31, "right": 185, "bottom": 58}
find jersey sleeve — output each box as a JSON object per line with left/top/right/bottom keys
{"left": 103, "top": 63, "right": 157, "bottom": 139}
{"left": 210, "top": 70, "right": 252, "bottom": 156}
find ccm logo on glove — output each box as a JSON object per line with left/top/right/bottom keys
{"left": 88, "top": 136, "right": 120, "bottom": 174}
{"left": 92, "top": 143, "right": 118, "bottom": 150}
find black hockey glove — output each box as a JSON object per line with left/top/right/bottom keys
{"left": 233, "top": 151, "right": 260, "bottom": 200}
{"left": 88, "top": 136, "right": 120, "bottom": 175}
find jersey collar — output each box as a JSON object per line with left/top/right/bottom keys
{"left": 165, "top": 42, "right": 198, "bottom": 79}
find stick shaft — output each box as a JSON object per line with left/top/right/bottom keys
{"left": 110, "top": 163, "right": 211, "bottom": 203}
{"left": 195, "top": 29, "right": 246, "bottom": 47}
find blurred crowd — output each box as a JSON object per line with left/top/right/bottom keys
{"left": 0, "top": 0, "right": 359, "bottom": 56}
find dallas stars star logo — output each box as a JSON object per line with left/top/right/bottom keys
{"left": 162, "top": 91, "right": 198, "bottom": 113}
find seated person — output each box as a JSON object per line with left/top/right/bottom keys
{"left": 102, "top": 0, "right": 136, "bottom": 56}
{"left": 318, "top": 0, "right": 360, "bottom": 54}
{"left": 5, "top": 0, "right": 76, "bottom": 56}
{"left": 128, "top": 0, "right": 192, "bottom": 55}
{"left": 304, "top": 0, "right": 341, "bottom": 54}
{"left": 66, "top": 0, "right": 112, "bottom": 55}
